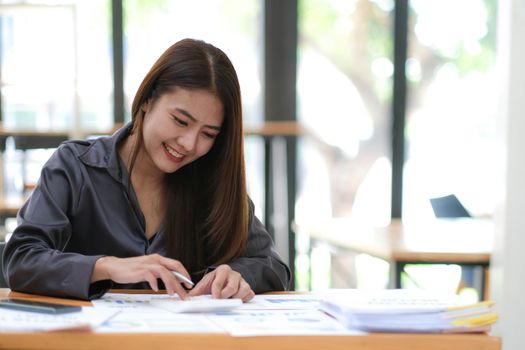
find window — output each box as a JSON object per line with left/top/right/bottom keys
{"left": 0, "top": 1, "right": 111, "bottom": 205}
{"left": 0, "top": 1, "right": 112, "bottom": 132}
{"left": 403, "top": 0, "right": 498, "bottom": 219}
{"left": 296, "top": 0, "right": 394, "bottom": 290}
{"left": 296, "top": 0, "right": 394, "bottom": 226}
{"left": 124, "top": 0, "right": 263, "bottom": 125}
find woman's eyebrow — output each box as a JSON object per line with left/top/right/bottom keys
{"left": 175, "top": 107, "right": 222, "bottom": 131}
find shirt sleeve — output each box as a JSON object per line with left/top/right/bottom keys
{"left": 2, "top": 144, "right": 111, "bottom": 300}
{"left": 226, "top": 199, "right": 292, "bottom": 293}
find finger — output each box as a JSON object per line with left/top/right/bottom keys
{"left": 232, "top": 281, "right": 254, "bottom": 302}
{"left": 156, "top": 266, "right": 189, "bottom": 300}
{"left": 156, "top": 256, "right": 192, "bottom": 282}
{"left": 219, "top": 273, "right": 242, "bottom": 299}
{"left": 144, "top": 271, "right": 159, "bottom": 292}
{"left": 211, "top": 269, "right": 229, "bottom": 299}
{"left": 242, "top": 290, "right": 255, "bottom": 303}
{"left": 188, "top": 271, "right": 214, "bottom": 297}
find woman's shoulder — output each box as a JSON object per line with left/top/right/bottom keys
{"left": 59, "top": 138, "right": 93, "bottom": 152}
{"left": 57, "top": 124, "right": 130, "bottom": 160}
{"left": 46, "top": 126, "right": 129, "bottom": 171}
{"left": 39, "top": 139, "right": 95, "bottom": 172}
{"left": 50, "top": 139, "right": 95, "bottom": 161}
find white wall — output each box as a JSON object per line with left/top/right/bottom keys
{"left": 491, "top": 0, "right": 525, "bottom": 349}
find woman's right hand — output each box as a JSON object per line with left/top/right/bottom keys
{"left": 91, "top": 254, "right": 192, "bottom": 299}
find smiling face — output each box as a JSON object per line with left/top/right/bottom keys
{"left": 140, "top": 87, "right": 224, "bottom": 176}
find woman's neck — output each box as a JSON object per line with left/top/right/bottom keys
{"left": 119, "top": 132, "right": 165, "bottom": 190}
{"left": 119, "top": 132, "right": 166, "bottom": 238}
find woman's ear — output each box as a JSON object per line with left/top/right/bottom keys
{"left": 141, "top": 100, "right": 150, "bottom": 113}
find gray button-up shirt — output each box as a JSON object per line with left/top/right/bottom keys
{"left": 2, "top": 124, "right": 291, "bottom": 300}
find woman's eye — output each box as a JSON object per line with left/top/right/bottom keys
{"left": 203, "top": 132, "right": 218, "bottom": 140}
{"left": 173, "top": 117, "right": 188, "bottom": 126}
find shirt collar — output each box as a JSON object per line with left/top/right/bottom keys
{"left": 78, "top": 123, "right": 133, "bottom": 183}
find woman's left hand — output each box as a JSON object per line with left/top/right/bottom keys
{"left": 188, "top": 264, "right": 255, "bottom": 302}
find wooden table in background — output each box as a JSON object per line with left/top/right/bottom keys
{"left": 296, "top": 218, "right": 494, "bottom": 299}
{"left": 0, "top": 289, "right": 501, "bottom": 350}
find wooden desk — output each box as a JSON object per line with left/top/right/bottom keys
{"left": 296, "top": 218, "right": 494, "bottom": 299}
{"left": 0, "top": 289, "right": 500, "bottom": 350}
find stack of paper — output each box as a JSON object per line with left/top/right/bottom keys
{"left": 319, "top": 289, "right": 498, "bottom": 333}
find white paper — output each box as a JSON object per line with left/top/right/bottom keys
{"left": 96, "top": 308, "right": 225, "bottom": 333}
{"left": 237, "top": 294, "right": 320, "bottom": 310}
{"left": 319, "top": 289, "right": 465, "bottom": 314}
{"left": 93, "top": 293, "right": 242, "bottom": 313}
{"left": 90, "top": 293, "right": 361, "bottom": 336}
{"left": 150, "top": 297, "right": 242, "bottom": 313}
{"left": 206, "top": 309, "right": 364, "bottom": 337}
{"left": 91, "top": 293, "right": 166, "bottom": 309}
{"left": 0, "top": 306, "right": 118, "bottom": 332}
{"left": 318, "top": 289, "right": 497, "bottom": 333}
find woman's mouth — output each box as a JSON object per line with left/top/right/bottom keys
{"left": 163, "top": 143, "right": 185, "bottom": 162}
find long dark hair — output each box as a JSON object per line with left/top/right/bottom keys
{"left": 128, "top": 39, "right": 248, "bottom": 278}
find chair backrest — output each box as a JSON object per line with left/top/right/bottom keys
{"left": 0, "top": 241, "right": 7, "bottom": 287}
{"left": 429, "top": 194, "right": 471, "bottom": 218}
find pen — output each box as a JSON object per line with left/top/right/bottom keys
{"left": 172, "top": 271, "right": 194, "bottom": 287}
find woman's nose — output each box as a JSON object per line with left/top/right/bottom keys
{"left": 178, "top": 131, "right": 198, "bottom": 153}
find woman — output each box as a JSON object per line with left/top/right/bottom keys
{"left": 2, "top": 39, "right": 291, "bottom": 301}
